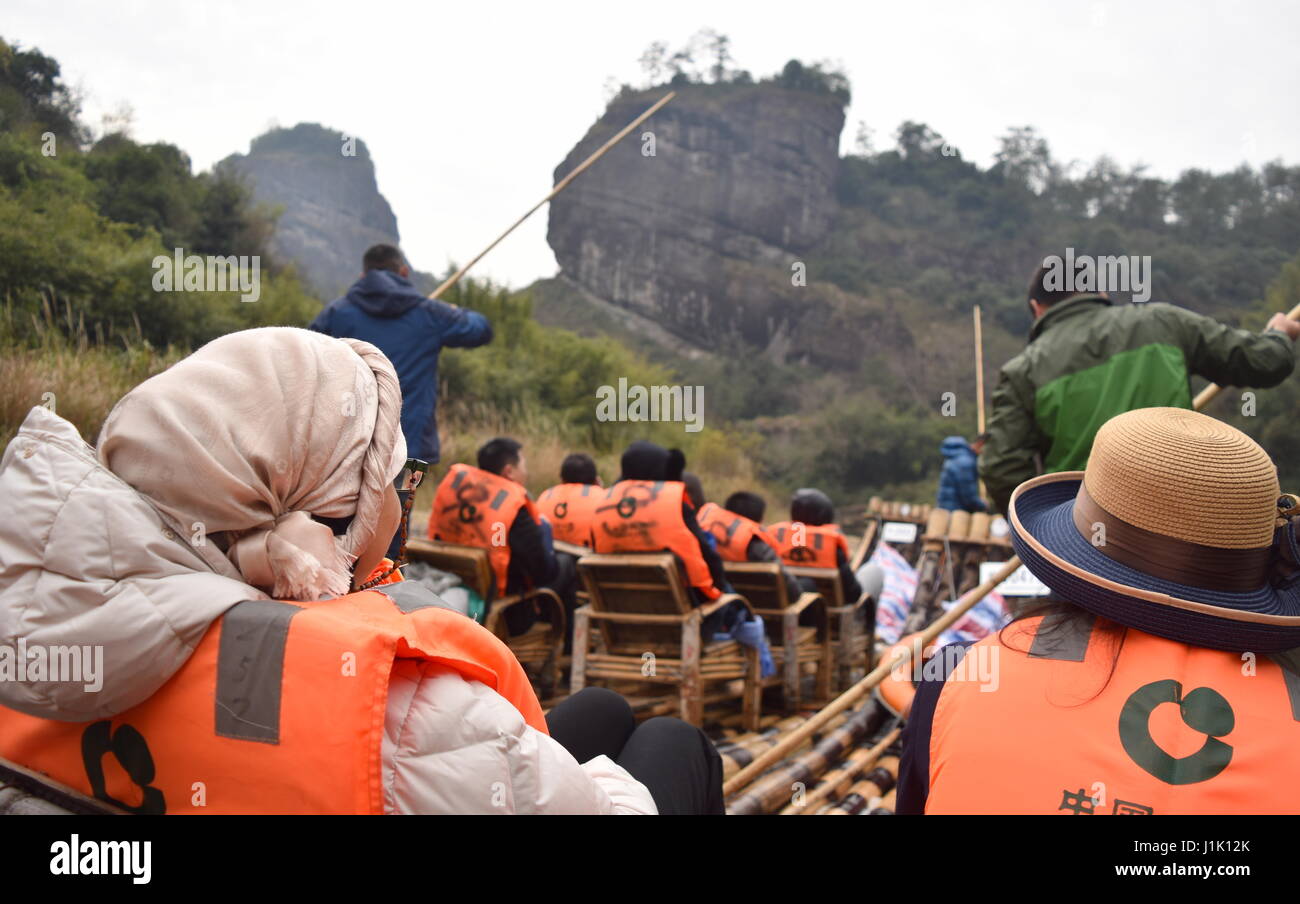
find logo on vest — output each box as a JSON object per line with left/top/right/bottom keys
{"left": 81, "top": 721, "right": 166, "bottom": 815}
{"left": 1118, "top": 679, "right": 1234, "bottom": 785}
{"left": 787, "top": 545, "right": 817, "bottom": 563}
{"left": 554, "top": 501, "right": 569, "bottom": 519}
{"left": 597, "top": 484, "right": 664, "bottom": 545}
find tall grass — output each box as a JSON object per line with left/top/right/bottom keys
{"left": 1, "top": 302, "right": 788, "bottom": 525}
{"left": 0, "top": 296, "right": 184, "bottom": 450}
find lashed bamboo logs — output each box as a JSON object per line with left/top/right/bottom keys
{"left": 716, "top": 711, "right": 852, "bottom": 780}
{"left": 725, "top": 701, "right": 891, "bottom": 815}
{"left": 821, "top": 755, "right": 899, "bottom": 815}
{"left": 780, "top": 726, "right": 902, "bottom": 815}
{"left": 724, "top": 557, "right": 1022, "bottom": 798}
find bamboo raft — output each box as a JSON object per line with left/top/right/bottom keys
{"left": 580, "top": 499, "right": 1009, "bottom": 815}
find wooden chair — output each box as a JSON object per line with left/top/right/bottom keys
{"left": 405, "top": 538, "right": 566, "bottom": 698}
{"left": 723, "top": 562, "right": 832, "bottom": 709}
{"left": 574, "top": 553, "right": 762, "bottom": 730}
{"left": 785, "top": 565, "right": 874, "bottom": 691}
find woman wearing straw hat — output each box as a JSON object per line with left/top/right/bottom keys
{"left": 897, "top": 407, "right": 1300, "bottom": 814}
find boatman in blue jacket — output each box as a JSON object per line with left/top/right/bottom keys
{"left": 309, "top": 244, "right": 493, "bottom": 463}
{"left": 936, "top": 434, "right": 988, "bottom": 513}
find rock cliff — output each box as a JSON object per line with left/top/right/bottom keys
{"left": 547, "top": 84, "right": 846, "bottom": 357}
{"left": 219, "top": 123, "right": 400, "bottom": 298}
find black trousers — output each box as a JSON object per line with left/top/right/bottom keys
{"left": 545, "top": 687, "right": 725, "bottom": 815}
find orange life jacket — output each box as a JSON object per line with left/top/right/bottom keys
{"left": 592, "top": 480, "right": 720, "bottom": 600}
{"left": 537, "top": 483, "right": 600, "bottom": 548}
{"left": 766, "top": 521, "right": 849, "bottom": 569}
{"left": 428, "top": 463, "right": 538, "bottom": 596}
{"left": 925, "top": 614, "right": 1300, "bottom": 814}
{"left": 0, "top": 580, "right": 546, "bottom": 815}
{"left": 696, "top": 502, "right": 775, "bottom": 563}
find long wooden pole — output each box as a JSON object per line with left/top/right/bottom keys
{"left": 427, "top": 91, "right": 677, "bottom": 300}
{"left": 1192, "top": 300, "right": 1300, "bottom": 409}
{"left": 974, "top": 305, "right": 987, "bottom": 503}
{"left": 724, "top": 341, "right": 1280, "bottom": 799}
{"left": 974, "top": 305, "right": 985, "bottom": 435}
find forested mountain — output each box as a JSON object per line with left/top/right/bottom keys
{"left": 536, "top": 39, "right": 1300, "bottom": 496}
{"left": 4, "top": 32, "right": 1299, "bottom": 500}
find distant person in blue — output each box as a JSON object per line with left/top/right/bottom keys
{"left": 309, "top": 244, "right": 493, "bottom": 463}
{"left": 936, "top": 434, "right": 988, "bottom": 513}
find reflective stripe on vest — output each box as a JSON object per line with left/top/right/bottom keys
{"left": 591, "top": 480, "right": 720, "bottom": 599}
{"left": 428, "top": 463, "right": 538, "bottom": 596}
{"left": 0, "top": 583, "right": 546, "bottom": 814}
{"left": 696, "top": 503, "right": 773, "bottom": 563}
{"left": 925, "top": 615, "right": 1300, "bottom": 814}
{"left": 766, "top": 521, "right": 848, "bottom": 569}
{"left": 537, "top": 483, "right": 599, "bottom": 548}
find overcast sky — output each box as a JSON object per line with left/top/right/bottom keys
{"left": 8, "top": 1, "right": 1298, "bottom": 289}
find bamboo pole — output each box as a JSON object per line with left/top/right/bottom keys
{"left": 975, "top": 305, "right": 988, "bottom": 505}
{"left": 722, "top": 557, "right": 1020, "bottom": 797}
{"left": 1192, "top": 300, "right": 1300, "bottom": 409}
{"left": 725, "top": 330, "right": 1270, "bottom": 799}
{"left": 427, "top": 91, "right": 676, "bottom": 300}
{"left": 849, "top": 518, "right": 879, "bottom": 572}
{"left": 974, "top": 305, "right": 985, "bottom": 435}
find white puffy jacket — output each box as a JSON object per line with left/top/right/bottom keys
{"left": 0, "top": 407, "right": 655, "bottom": 814}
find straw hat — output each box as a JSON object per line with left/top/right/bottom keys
{"left": 1008, "top": 407, "right": 1300, "bottom": 652}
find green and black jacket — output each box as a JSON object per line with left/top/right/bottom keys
{"left": 980, "top": 295, "right": 1295, "bottom": 514}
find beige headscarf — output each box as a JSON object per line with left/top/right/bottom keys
{"left": 98, "top": 327, "right": 405, "bottom": 600}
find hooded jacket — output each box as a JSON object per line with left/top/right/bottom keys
{"left": 980, "top": 295, "right": 1294, "bottom": 514}
{"left": 0, "top": 407, "right": 653, "bottom": 814}
{"left": 309, "top": 270, "right": 493, "bottom": 463}
{"left": 936, "top": 437, "right": 986, "bottom": 513}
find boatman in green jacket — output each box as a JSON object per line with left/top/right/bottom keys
{"left": 980, "top": 260, "right": 1300, "bottom": 514}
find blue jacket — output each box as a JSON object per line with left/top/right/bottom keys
{"left": 936, "top": 436, "right": 987, "bottom": 513}
{"left": 309, "top": 270, "right": 493, "bottom": 462}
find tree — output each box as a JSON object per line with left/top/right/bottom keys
{"left": 895, "top": 121, "right": 945, "bottom": 159}
{"left": 702, "top": 29, "right": 732, "bottom": 83}
{"left": 638, "top": 40, "right": 668, "bottom": 85}
{"left": 993, "top": 126, "right": 1057, "bottom": 194}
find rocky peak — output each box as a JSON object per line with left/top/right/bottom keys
{"left": 546, "top": 83, "right": 845, "bottom": 353}
{"left": 220, "top": 123, "right": 400, "bottom": 298}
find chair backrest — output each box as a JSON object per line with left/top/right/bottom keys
{"left": 405, "top": 538, "right": 495, "bottom": 600}
{"left": 577, "top": 553, "right": 693, "bottom": 654}
{"left": 786, "top": 565, "right": 848, "bottom": 607}
{"left": 553, "top": 539, "right": 593, "bottom": 558}
{"left": 723, "top": 562, "right": 791, "bottom": 610}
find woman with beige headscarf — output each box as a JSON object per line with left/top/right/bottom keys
{"left": 0, "top": 327, "right": 657, "bottom": 814}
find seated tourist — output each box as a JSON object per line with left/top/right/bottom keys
{"left": 592, "top": 441, "right": 743, "bottom": 637}
{"left": 768, "top": 488, "right": 863, "bottom": 602}
{"left": 698, "top": 491, "right": 802, "bottom": 601}
{"left": 0, "top": 327, "right": 728, "bottom": 814}
{"left": 537, "top": 452, "right": 602, "bottom": 549}
{"left": 898, "top": 407, "right": 1300, "bottom": 814}
{"left": 428, "top": 437, "right": 576, "bottom": 639}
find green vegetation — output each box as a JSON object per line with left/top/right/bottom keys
{"left": 0, "top": 36, "right": 775, "bottom": 511}
{"left": 627, "top": 30, "right": 850, "bottom": 103}
{"left": 0, "top": 37, "right": 319, "bottom": 349}
{"left": 6, "top": 32, "right": 1298, "bottom": 515}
